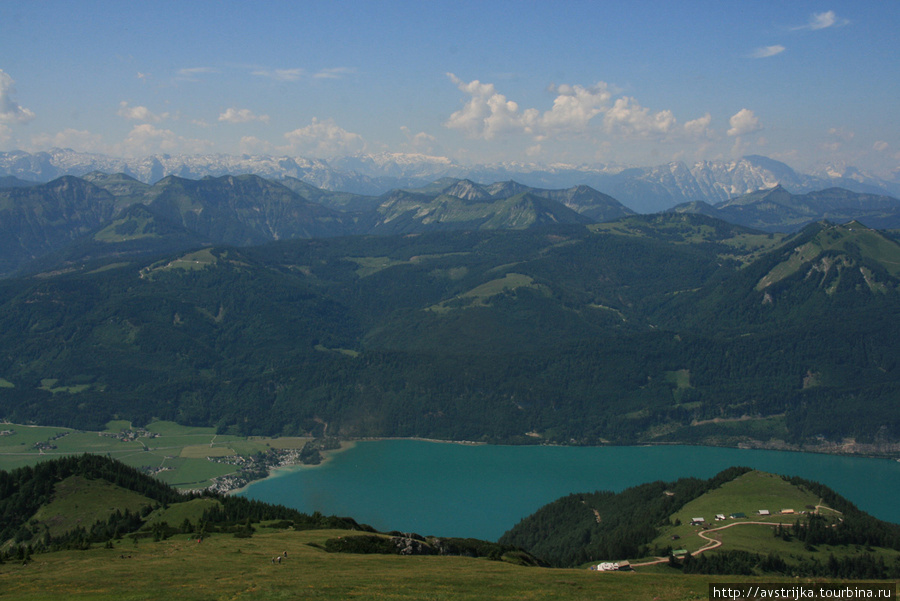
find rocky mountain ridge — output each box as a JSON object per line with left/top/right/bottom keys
{"left": 3, "top": 149, "right": 898, "bottom": 212}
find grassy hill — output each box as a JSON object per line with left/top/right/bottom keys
{"left": 29, "top": 475, "right": 155, "bottom": 539}
{"left": 2, "top": 460, "right": 898, "bottom": 600}
{"left": 0, "top": 527, "right": 744, "bottom": 601}
{"left": 500, "top": 468, "right": 900, "bottom": 575}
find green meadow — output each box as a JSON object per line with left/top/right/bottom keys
{"left": 0, "top": 527, "right": 821, "bottom": 601}
{"left": 0, "top": 421, "right": 310, "bottom": 489}
{"left": 639, "top": 471, "right": 900, "bottom": 569}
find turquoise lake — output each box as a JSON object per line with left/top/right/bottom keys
{"left": 238, "top": 441, "right": 900, "bottom": 541}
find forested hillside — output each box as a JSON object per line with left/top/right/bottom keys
{"left": 0, "top": 215, "right": 898, "bottom": 451}
{"left": 500, "top": 468, "right": 900, "bottom": 576}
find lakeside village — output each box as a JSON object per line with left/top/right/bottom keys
{"left": 181, "top": 437, "right": 342, "bottom": 494}
{"left": 2, "top": 424, "right": 340, "bottom": 494}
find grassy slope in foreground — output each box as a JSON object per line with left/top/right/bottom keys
{"left": 0, "top": 528, "right": 833, "bottom": 601}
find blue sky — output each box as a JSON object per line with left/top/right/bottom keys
{"left": 1, "top": 1, "right": 897, "bottom": 176}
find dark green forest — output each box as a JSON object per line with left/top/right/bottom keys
{"left": 0, "top": 217, "right": 898, "bottom": 449}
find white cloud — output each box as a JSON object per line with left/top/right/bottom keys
{"left": 727, "top": 109, "right": 762, "bottom": 137}
{"left": 444, "top": 74, "right": 611, "bottom": 141}
{"left": 603, "top": 97, "right": 676, "bottom": 138}
{"left": 794, "top": 10, "right": 849, "bottom": 31}
{"left": 750, "top": 45, "right": 786, "bottom": 59}
{"left": 314, "top": 67, "right": 356, "bottom": 79}
{"left": 537, "top": 83, "right": 611, "bottom": 136}
{"left": 401, "top": 126, "right": 438, "bottom": 153}
{"left": 117, "top": 101, "right": 169, "bottom": 123}
{"left": 30, "top": 128, "right": 105, "bottom": 153}
{"left": 873, "top": 141, "right": 889, "bottom": 152}
{"left": 283, "top": 118, "right": 366, "bottom": 156}
{"left": 683, "top": 113, "right": 714, "bottom": 139}
{"left": 252, "top": 68, "right": 304, "bottom": 82}
{"left": 444, "top": 74, "right": 527, "bottom": 140}
{"left": 218, "top": 107, "right": 270, "bottom": 124}
{"left": 0, "top": 70, "right": 36, "bottom": 124}
{"left": 116, "top": 123, "right": 212, "bottom": 156}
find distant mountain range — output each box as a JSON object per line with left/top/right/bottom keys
{"left": 669, "top": 185, "right": 900, "bottom": 232}
{"left": 3, "top": 149, "right": 898, "bottom": 213}
{"left": 4, "top": 167, "right": 900, "bottom": 278}
{"left": 0, "top": 173, "right": 633, "bottom": 277}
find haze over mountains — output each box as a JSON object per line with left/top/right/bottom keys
{"left": 3, "top": 149, "right": 899, "bottom": 213}
{"left": 1, "top": 145, "right": 900, "bottom": 454}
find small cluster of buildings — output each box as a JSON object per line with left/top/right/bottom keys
{"left": 591, "top": 561, "right": 631, "bottom": 572}
{"left": 205, "top": 448, "right": 304, "bottom": 494}
{"left": 99, "top": 428, "right": 160, "bottom": 442}
{"left": 688, "top": 509, "right": 796, "bottom": 526}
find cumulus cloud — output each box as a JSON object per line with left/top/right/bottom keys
{"left": 444, "top": 73, "right": 611, "bottom": 140}
{"left": 727, "top": 109, "right": 762, "bottom": 137}
{"left": 794, "top": 10, "right": 849, "bottom": 31}
{"left": 283, "top": 117, "right": 366, "bottom": 156}
{"left": 603, "top": 97, "right": 676, "bottom": 138}
{"left": 116, "top": 123, "right": 212, "bottom": 156}
{"left": 0, "top": 70, "right": 36, "bottom": 124}
{"left": 538, "top": 83, "right": 611, "bottom": 136}
{"left": 252, "top": 68, "right": 304, "bottom": 81}
{"left": 750, "top": 45, "right": 786, "bottom": 58}
{"left": 444, "top": 74, "right": 527, "bottom": 139}
{"left": 218, "top": 107, "right": 270, "bottom": 124}
{"left": 117, "top": 101, "right": 169, "bottom": 123}
{"left": 683, "top": 113, "right": 714, "bottom": 139}
{"left": 873, "top": 141, "right": 889, "bottom": 152}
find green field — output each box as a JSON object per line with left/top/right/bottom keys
{"left": 644, "top": 470, "right": 874, "bottom": 563}
{"left": 429, "top": 272, "right": 550, "bottom": 312}
{"left": 142, "top": 498, "right": 224, "bottom": 529}
{"left": 0, "top": 421, "right": 310, "bottom": 489}
{"left": 31, "top": 476, "right": 155, "bottom": 538}
{"left": 0, "top": 528, "right": 824, "bottom": 601}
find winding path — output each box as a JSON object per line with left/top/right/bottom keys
{"left": 630, "top": 520, "right": 795, "bottom": 567}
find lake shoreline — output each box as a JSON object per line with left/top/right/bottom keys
{"left": 233, "top": 439, "right": 900, "bottom": 540}
{"left": 225, "top": 435, "right": 900, "bottom": 499}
